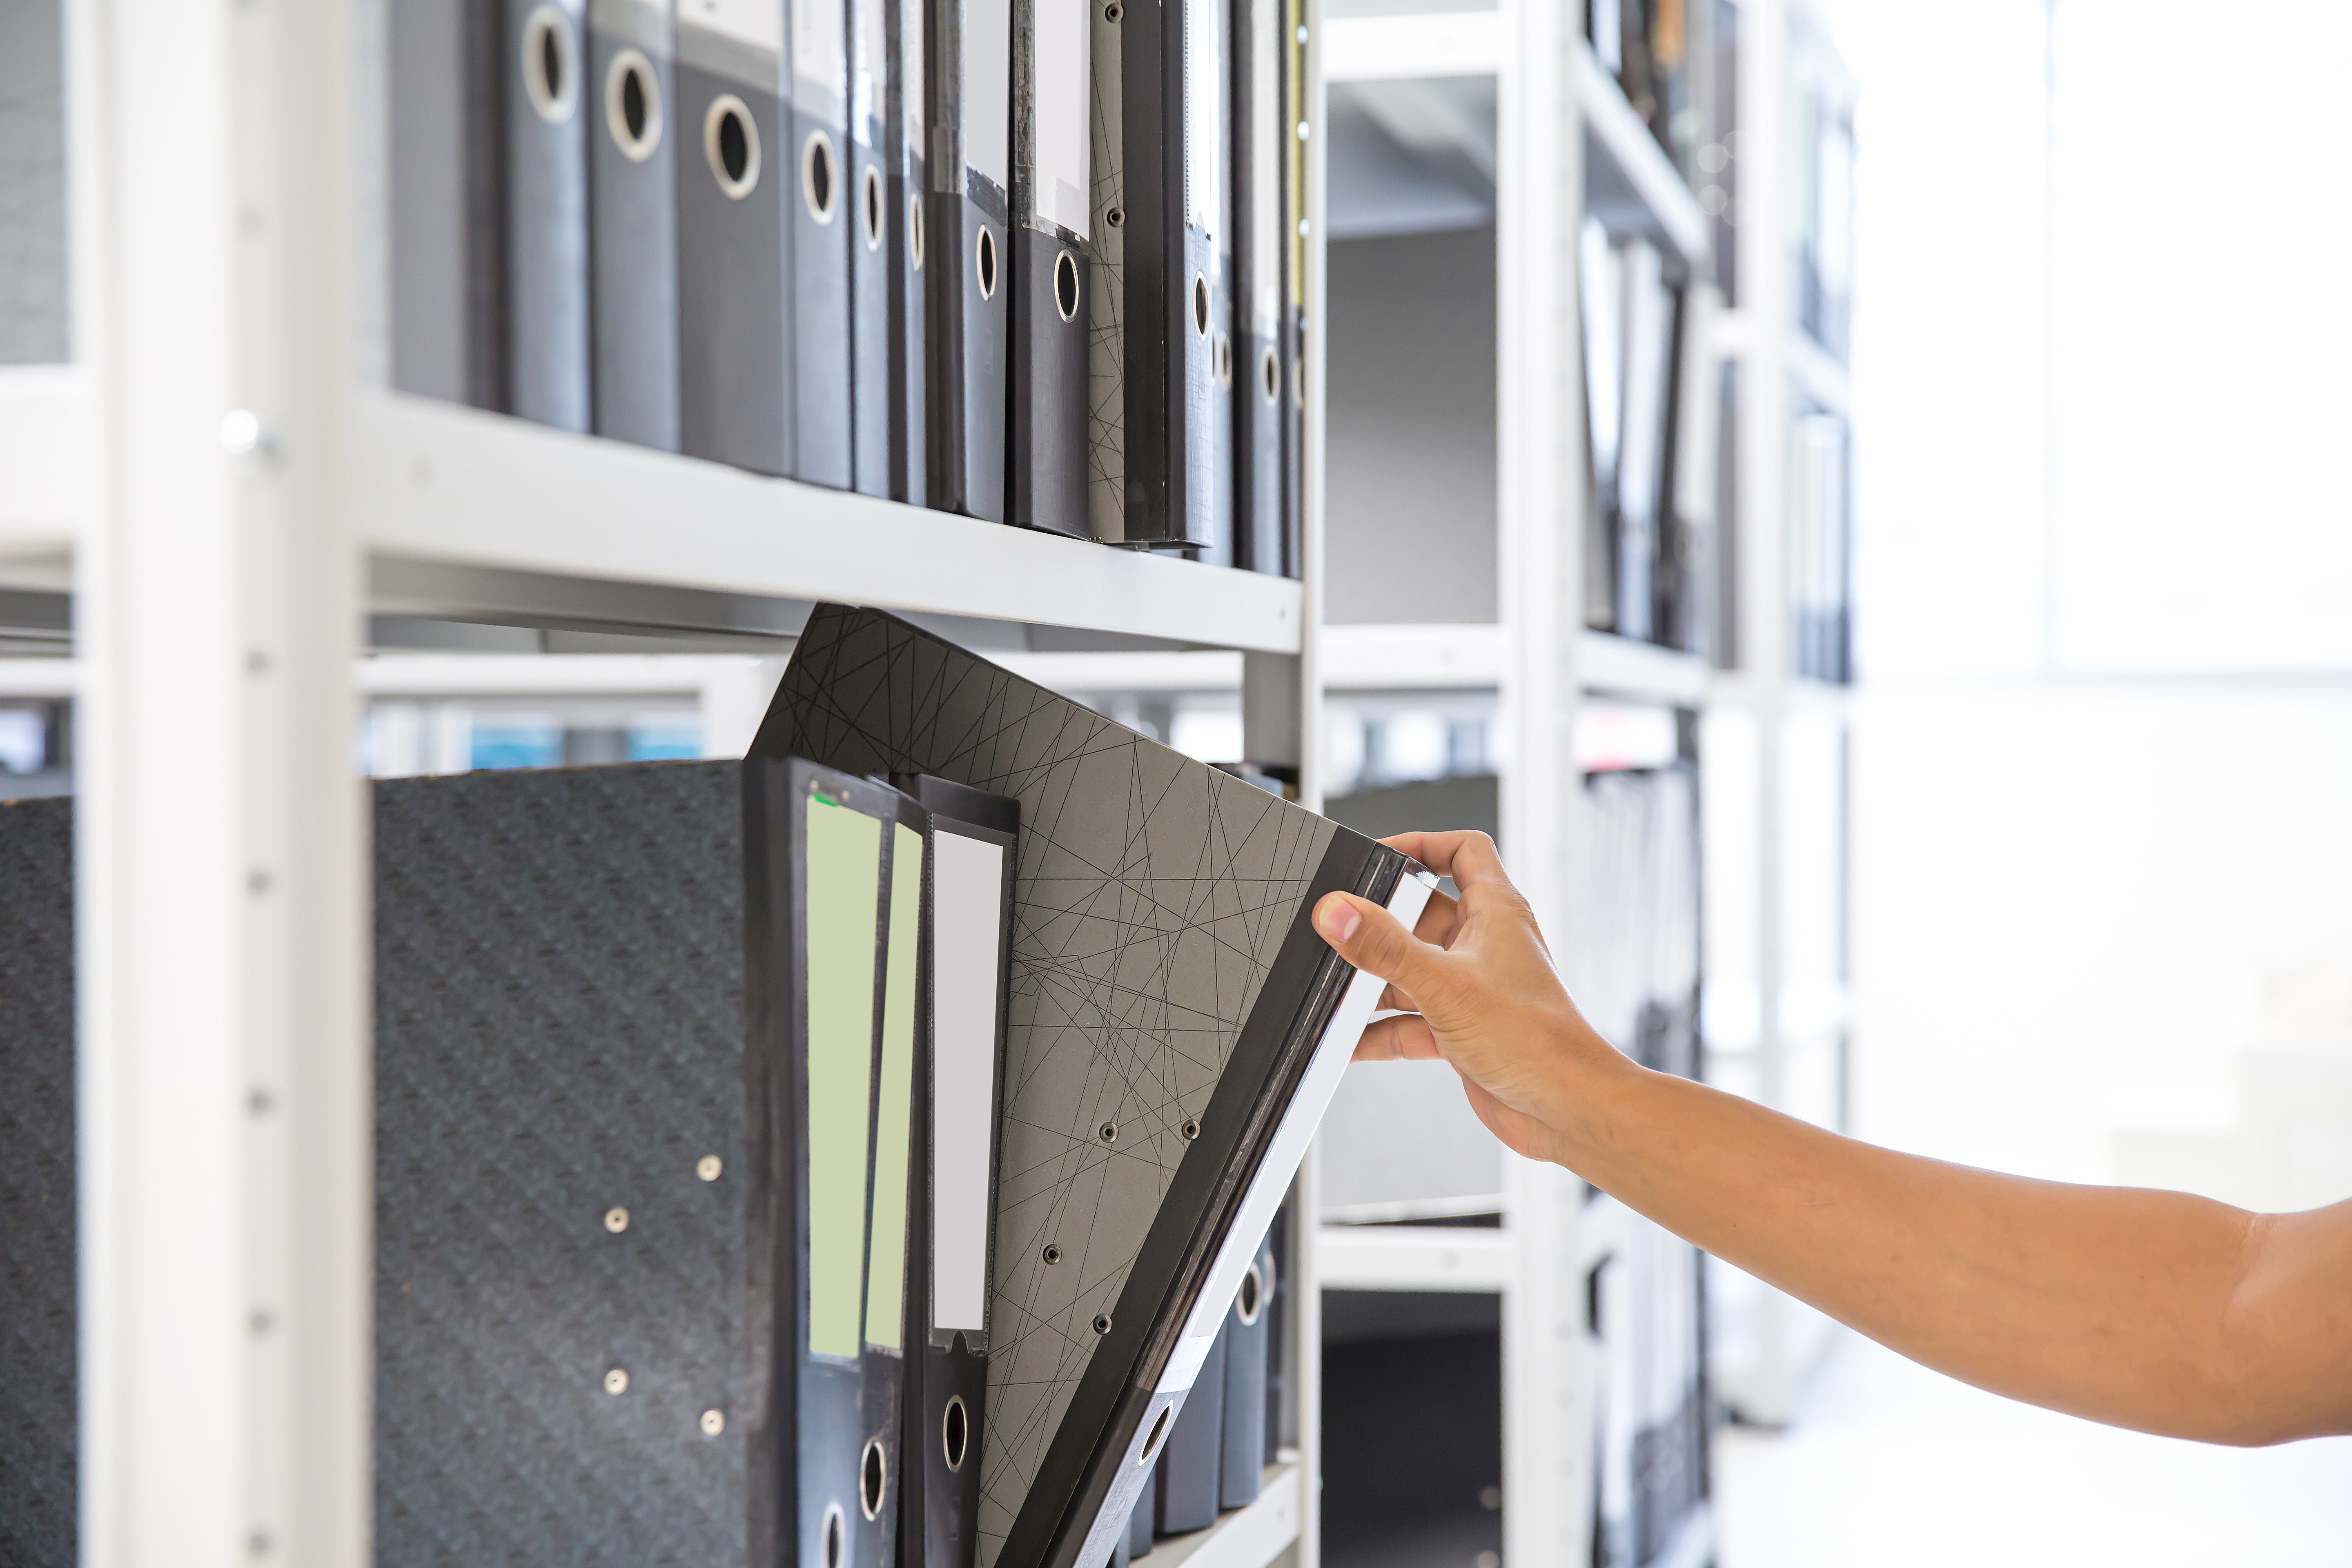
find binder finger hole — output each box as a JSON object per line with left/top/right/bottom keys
{"left": 1260, "top": 345, "right": 1280, "bottom": 403}
{"left": 976, "top": 226, "right": 999, "bottom": 300}
{"left": 1192, "top": 274, "right": 1209, "bottom": 337}
{"left": 521, "top": 4, "right": 578, "bottom": 124}
{"left": 943, "top": 1395, "right": 970, "bottom": 1472}
{"left": 822, "top": 1505, "right": 846, "bottom": 1568}
{"left": 1139, "top": 1402, "right": 1174, "bottom": 1464}
{"left": 859, "top": 1438, "right": 886, "bottom": 1520}
{"left": 1216, "top": 333, "right": 1233, "bottom": 386}
{"left": 605, "top": 48, "right": 662, "bottom": 162}
{"left": 1054, "top": 250, "right": 1080, "bottom": 322}
{"left": 862, "top": 166, "right": 884, "bottom": 248}
{"left": 704, "top": 95, "right": 760, "bottom": 199}
{"left": 804, "top": 132, "right": 839, "bottom": 222}
{"left": 1236, "top": 1259, "right": 1265, "bottom": 1325}
{"left": 909, "top": 194, "right": 925, "bottom": 270}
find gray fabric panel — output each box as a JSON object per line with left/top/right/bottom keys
{"left": 0, "top": 796, "right": 74, "bottom": 1568}
{"left": 373, "top": 761, "right": 753, "bottom": 1567}
{"left": 751, "top": 605, "right": 1337, "bottom": 1568}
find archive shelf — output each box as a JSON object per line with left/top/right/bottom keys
{"left": 1150, "top": 1461, "right": 1307, "bottom": 1568}
{"left": 1572, "top": 40, "right": 1708, "bottom": 268}
{"left": 1321, "top": 10, "right": 1504, "bottom": 84}
{"left": 1576, "top": 630, "right": 1713, "bottom": 707}
{"left": 1316, "top": 1225, "right": 1515, "bottom": 1293}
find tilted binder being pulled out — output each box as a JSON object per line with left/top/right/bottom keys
{"left": 752, "top": 604, "right": 1437, "bottom": 1568}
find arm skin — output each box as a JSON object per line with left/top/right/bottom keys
{"left": 1314, "top": 830, "right": 2352, "bottom": 1447}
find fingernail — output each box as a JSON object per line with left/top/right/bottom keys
{"left": 1318, "top": 898, "right": 1359, "bottom": 944}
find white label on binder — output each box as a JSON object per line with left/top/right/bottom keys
{"left": 902, "top": 0, "right": 925, "bottom": 151}
{"left": 795, "top": 0, "right": 848, "bottom": 124}
{"left": 855, "top": 0, "right": 886, "bottom": 140}
{"left": 964, "top": 0, "right": 1011, "bottom": 187}
{"left": 682, "top": 0, "right": 782, "bottom": 52}
{"left": 1183, "top": 0, "right": 1220, "bottom": 237}
{"left": 931, "top": 826, "right": 1007, "bottom": 1334}
{"left": 1034, "top": 0, "right": 1090, "bottom": 238}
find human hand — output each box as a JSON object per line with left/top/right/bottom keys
{"left": 1314, "top": 831, "right": 1624, "bottom": 1165}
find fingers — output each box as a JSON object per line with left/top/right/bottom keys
{"left": 1413, "top": 885, "right": 1461, "bottom": 949}
{"left": 1378, "top": 831, "right": 1512, "bottom": 896}
{"left": 1313, "top": 890, "right": 1449, "bottom": 1002}
{"left": 1354, "top": 1011, "right": 1441, "bottom": 1062}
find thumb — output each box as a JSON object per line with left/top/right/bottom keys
{"left": 1314, "top": 891, "right": 1448, "bottom": 1002}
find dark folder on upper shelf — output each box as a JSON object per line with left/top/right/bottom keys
{"left": 928, "top": 0, "right": 1011, "bottom": 520}
{"left": 675, "top": 1, "right": 794, "bottom": 476}
{"left": 894, "top": 773, "right": 1020, "bottom": 1568}
{"left": 588, "top": 0, "right": 682, "bottom": 450}
{"left": 793, "top": 0, "right": 855, "bottom": 488}
{"left": 1114, "top": 0, "right": 1225, "bottom": 549}
{"left": 886, "top": 0, "right": 928, "bottom": 503}
{"left": 851, "top": 0, "right": 894, "bottom": 495}
{"left": 1008, "top": 0, "right": 1091, "bottom": 537}
{"left": 390, "top": 0, "right": 509, "bottom": 412}
{"left": 751, "top": 604, "right": 1436, "bottom": 1568}
{"left": 505, "top": 0, "right": 594, "bottom": 430}
{"left": 1232, "top": 0, "right": 1282, "bottom": 575}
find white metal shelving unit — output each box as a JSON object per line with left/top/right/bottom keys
{"left": 1306, "top": 11, "right": 1718, "bottom": 1568}
{"left": 17, "top": 3, "right": 1329, "bottom": 1566}
{"left": 1697, "top": 0, "right": 1860, "bottom": 1429}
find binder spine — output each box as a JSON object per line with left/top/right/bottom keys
{"left": 1232, "top": 0, "right": 1282, "bottom": 574}
{"left": 1116, "top": 0, "right": 1215, "bottom": 547}
{"left": 588, "top": 0, "right": 682, "bottom": 450}
{"left": 886, "top": 0, "right": 929, "bottom": 503}
{"left": 505, "top": 0, "right": 594, "bottom": 430}
{"left": 792, "top": 0, "right": 856, "bottom": 487}
{"left": 1277, "top": 0, "right": 1303, "bottom": 578}
{"left": 1201, "top": 0, "right": 1236, "bottom": 567}
{"left": 1009, "top": 0, "right": 1092, "bottom": 537}
{"left": 851, "top": 0, "right": 894, "bottom": 495}
{"left": 390, "top": 0, "right": 511, "bottom": 411}
{"left": 1216, "top": 1244, "right": 1270, "bottom": 1508}
{"left": 931, "top": 0, "right": 1012, "bottom": 520}
{"left": 676, "top": 12, "right": 794, "bottom": 476}
{"left": 1084, "top": 0, "right": 1126, "bottom": 541}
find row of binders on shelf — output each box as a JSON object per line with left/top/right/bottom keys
{"left": 1572, "top": 762, "right": 1708, "bottom": 1568}
{"left": 388, "top": 0, "right": 1306, "bottom": 570}
{"left": 0, "top": 603, "right": 1434, "bottom": 1568}
{"left": 1579, "top": 218, "right": 1711, "bottom": 657}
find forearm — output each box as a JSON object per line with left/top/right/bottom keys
{"left": 1541, "top": 1039, "right": 2302, "bottom": 1443}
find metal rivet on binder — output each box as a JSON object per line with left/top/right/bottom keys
{"left": 697, "top": 1155, "right": 723, "bottom": 1182}
{"left": 1098, "top": 1121, "right": 1117, "bottom": 1143}
{"left": 1091, "top": 1313, "right": 1112, "bottom": 1336}
{"left": 1104, "top": 2, "right": 1122, "bottom": 19}
{"left": 1180, "top": 1117, "right": 1200, "bottom": 1141}
{"left": 701, "top": 1408, "right": 726, "bottom": 1437}
{"left": 1042, "top": 1243, "right": 1062, "bottom": 1265}
{"left": 604, "top": 1206, "right": 630, "bottom": 1234}
{"left": 605, "top": 1368, "right": 629, "bottom": 1395}
{"left": 1107, "top": 206, "right": 1125, "bottom": 228}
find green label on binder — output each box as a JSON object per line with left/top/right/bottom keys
{"left": 806, "top": 794, "right": 883, "bottom": 1361}
{"left": 865, "top": 821, "right": 924, "bottom": 1351}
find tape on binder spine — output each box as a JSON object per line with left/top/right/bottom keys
{"left": 506, "top": 0, "right": 594, "bottom": 430}
{"left": 928, "top": 0, "right": 1011, "bottom": 520}
{"left": 793, "top": 0, "right": 856, "bottom": 487}
{"left": 589, "top": 0, "right": 682, "bottom": 450}
{"left": 1008, "top": 0, "right": 1092, "bottom": 536}
{"left": 676, "top": 0, "right": 795, "bottom": 475}
{"left": 886, "top": 0, "right": 929, "bottom": 503}
{"left": 750, "top": 604, "right": 1436, "bottom": 1568}
{"left": 851, "top": 0, "right": 894, "bottom": 494}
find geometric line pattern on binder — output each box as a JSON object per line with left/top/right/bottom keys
{"left": 757, "top": 606, "right": 1336, "bottom": 1567}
